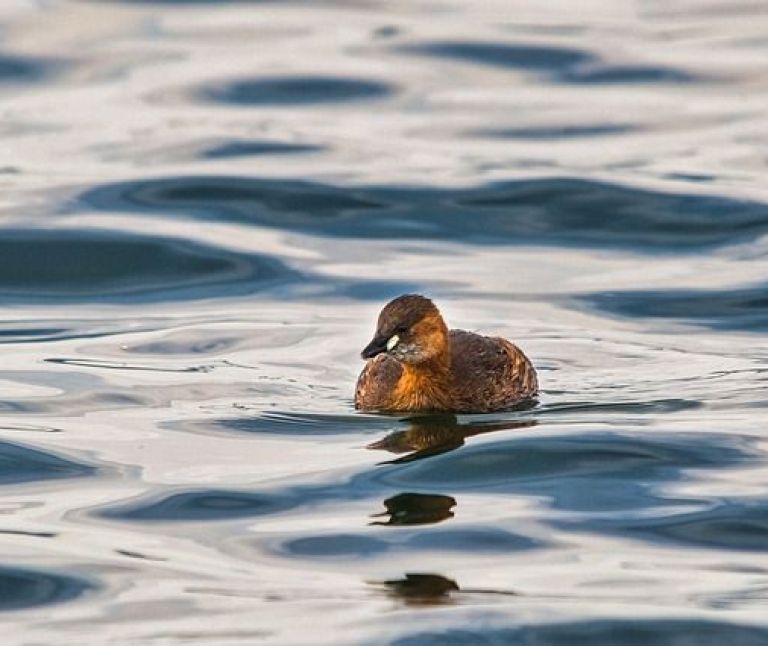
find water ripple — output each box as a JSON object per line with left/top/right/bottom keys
{"left": 582, "top": 284, "right": 768, "bottom": 332}
{"left": 199, "top": 140, "right": 325, "bottom": 159}
{"left": 196, "top": 76, "right": 395, "bottom": 106}
{"left": 94, "top": 430, "right": 757, "bottom": 528}
{"left": 0, "top": 566, "right": 94, "bottom": 612}
{"left": 170, "top": 411, "right": 398, "bottom": 437}
{"left": 401, "top": 41, "right": 594, "bottom": 73}
{"left": 79, "top": 176, "right": 386, "bottom": 223}
{"left": 400, "top": 40, "right": 703, "bottom": 84}
{"left": 573, "top": 501, "right": 768, "bottom": 552}
{"left": 78, "top": 176, "right": 768, "bottom": 251}
{"left": 393, "top": 619, "right": 768, "bottom": 646}
{"left": 370, "top": 431, "right": 750, "bottom": 493}
{"left": 472, "top": 124, "right": 637, "bottom": 140}
{"left": 565, "top": 64, "right": 698, "bottom": 84}
{"left": 0, "top": 228, "right": 295, "bottom": 303}
{"left": 0, "top": 53, "right": 58, "bottom": 84}
{"left": 278, "top": 525, "right": 539, "bottom": 559}
{"left": 0, "top": 440, "right": 96, "bottom": 485}
{"left": 100, "top": 489, "right": 297, "bottom": 522}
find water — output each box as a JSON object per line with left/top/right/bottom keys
{"left": 1, "top": 0, "right": 767, "bottom": 643}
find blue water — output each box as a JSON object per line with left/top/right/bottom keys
{"left": 1, "top": 0, "right": 767, "bottom": 643}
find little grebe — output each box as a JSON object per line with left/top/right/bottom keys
{"left": 355, "top": 294, "right": 538, "bottom": 413}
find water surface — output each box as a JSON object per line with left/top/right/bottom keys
{"left": 1, "top": 0, "right": 767, "bottom": 643}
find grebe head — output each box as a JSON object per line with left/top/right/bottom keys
{"left": 361, "top": 294, "right": 449, "bottom": 365}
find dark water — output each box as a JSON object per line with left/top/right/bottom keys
{"left": 1, "top": 0, "right": 768, "bottom": 643}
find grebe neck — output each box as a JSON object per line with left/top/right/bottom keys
{"left": 393, "top": 351, "right": 453, "bottom": 411}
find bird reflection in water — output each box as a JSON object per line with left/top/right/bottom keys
{"left": 378, "top": 573, "right": 460, "bottom": 605}
{"left": 369, "top": 492, "right": 456, "bottom": 526}
{"left": 368, "top": 416, "right": 530, "bottom": 605}
{"left": 367, "top": 413, "right": 536, "bottom": 463}
{"left": 376, "top": 573, "right": 519, "bottom": 606}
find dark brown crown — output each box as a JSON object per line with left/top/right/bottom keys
{"left": 377, "top": 294, "right": 441, "bottom": 337}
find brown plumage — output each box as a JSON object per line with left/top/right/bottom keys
{"left": 355, "top": 294, "right": 538, "bottom": 413}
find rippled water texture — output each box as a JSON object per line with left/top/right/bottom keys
{"left": 1, "top": 0, "right": 767, "bottom": 643}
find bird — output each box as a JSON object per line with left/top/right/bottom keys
{"left": 355, "top": 294, "right": 537, "bottom": 413}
